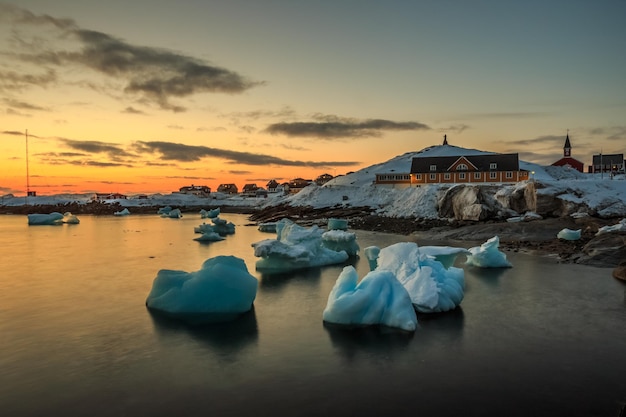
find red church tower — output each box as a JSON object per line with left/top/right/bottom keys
{"left": 551, "top": 132, "right": 584, "bottom": 172}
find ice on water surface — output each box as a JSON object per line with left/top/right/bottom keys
{"left": 375, "top": 242, "right": 465, "bottom": 313}
{"left": 557, "top": 228, "right": 581, "bottom": 241}
{"left": 146, "top": 255, "right": 257, "bottom": 323}
{"left": 62, "top": 212, "right": 80, "bottom": 224}
{"left": 113, "top": 208, "right": 130, "bottom": 216}
{"left": 200, "top": 208, "right": 220, "bottom": 219}
{"left": 252, "top": 219, "right": 350, "bottom": 272}
{"left": 321, "top": 229, "right": 359, "bottom": 257}
{"left": 465, "top": 236, "right": 512, "bottom": 268}
{"left": 323, "top": 266, "right": 417, "bottom": 332}
{"left": 27, "top": 212, "right": 64, "bottom": 225}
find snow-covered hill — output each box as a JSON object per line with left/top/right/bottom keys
{"left": 2, "top": 144, "right": 625, "bottom": 219}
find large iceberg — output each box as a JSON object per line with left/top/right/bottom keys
{"left": 465, "top": 236, "right": 512, "bottom": 268}
{"left": 252, "top": 219, "right": 349, "bottom": 272}
{"left": 323, "top": 266, "right": 417, "bottom": 332}
{"left": 27, "top": 212, "right": 64, "bottom": 225}
{"left": 146, "top": 255, "right": 258, "bottom": 323}
{"left": 374, "top": 242, "right": 465, "bottom": 313}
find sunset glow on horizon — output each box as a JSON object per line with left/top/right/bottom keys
{"left": 2, "top": 1, "right": 625, "bottom": 196}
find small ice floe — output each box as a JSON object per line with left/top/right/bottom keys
{"left": 62, "top": 212, "right": 80, "bottom": 224}
{"left": 557, "top": 228, "right": 581, "bottom": 241}
{"left": 597, "top": 218, "right": 626, "bottom": 235}
{"left": 372, "top": 242, "right": 465, "bottom": 313}
{"left": 321, "top": 229, "right": 359, "bottom": 257}
{"left": 113, "top": 208, "right": 130, "bottom": 216}
{"left": 252, "top": 219, "right": 349, "bottom": 272}
{"left": 211, "top": 217, "right": 235, "bottom": 235}
{"left": 157, "top": 206, "right": 172, "bottom": 215}
{"left": 507, "top": 212, "right": 542, "bottom": 223}
{"left": 465, "top": 236, "right": 512, "bottom": 268}
{"left": 327, "top": 218, "right": 348, "bottom": 231}
{"left": 193, "top": 231, "right": 225, "bottom": 243}
{"left": 258, "top": 222, "right": 277, "bottom": 233}
{"left": 162, "top": 208, "right": 182, "bottom": 218}
{"left": 200, "top": 208, "right": 220, "bottom": 219}
{"left": 27, "top": 212, "right": 64, "bottom": 225}
{"left": 323, "top": 266, "right": 417, "bottom": 332}
{"left": 146, "top": 255, "right": 258, "bottom": 323}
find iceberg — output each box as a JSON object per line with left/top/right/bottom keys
{"left": 375, "top": 242, "right": 465, "bottom": 313}
{"left": 465, "top": 236, "right": 512, "bottom": 268}
{"left": 113, "top": 208, "right": 130, "bottom": 216}
{"left": 419, "top": 246, "right": 470, "bottom": 269}
{"left": 363, "top": 246, "right": 381, "bottom": 271}
{"left": 157, "top": 206, "right": 172, "bottom": 215}
{"left": 27, "top": 212, "right": 64, "bottom": 225}
{"left": 327, "top": 218, "right": 348, "bottom": 231}
{"left": 193, "top": 231, "right": 225, "bottom": 243}
{"left": 211, "top": 217, "right": 235, "bottom": 235}
{"left": 258, "top": 222, "right": 278, "bottom": 233}
{"left": 200, "top": 208, "right": 220, "bottom": 219}
{"left": 323, "top": 266, "right": 417, "bottom": 332}
{"left": 252, "top": 219, "right": 349, "bottom": 272}
{"left": 321, "top": 229, "right": 359, "bottom": 257}
{"left": 62, "top": 212, "right": 80, "bottom": 224}
{"left": 557, "top": 228, "right": 581, "bottom": 241}
{"left": 162, "top": 208, "right": 182, "bottom": 218}
{"left": 146, "top": 255, "right": 258, "bottom": 323}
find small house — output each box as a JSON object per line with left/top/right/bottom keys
{"left": 217, "top": 183, "right": 239, "bottom": 194}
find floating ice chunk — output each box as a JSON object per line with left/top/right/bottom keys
{"left": 321, "top": 230, "right": 359, "bottom": 256}
{"left": 211, "top": 217, "right": 235, "bottom": 235}
{"left": 376, "top": 242, "right": 465, "bottom": 313}
{"left": 194, "top": 222, "right": 215, "bottom": 234}
{"left": 327, "top": 218, "right": 348, "bottom": 231}
{"left": 114, "top": 208, "right": 130, "bottom": 216}
{"left": 194, "top": 231, "right": 225, "bottom": 243}
{"left": 557, "top": 228, "right": 581, "bottom": 241}
{"left": 419, "top": 246, "right": 470, "bottom": 269}
{"left": 27, "top": 212, "right": 64, "bottom": 225}
{"left": 146, "top": 255, "right": 257, "bottom": 323}
{"left": 323, "top": 266, "right": 417, "bottom": 332}
{"left": 200, "top": 208, "right": 220, "bottom": 219}
{"left": 363, "top": 246, "right": 381, "bottom": 271}
{"left": 596, "top": 218, "right": 626, "bottom": 235}
{"left": 162, "top": 208, "right": 182, "bottom": 218}
{"left": 252, "top": 219, "right": 348, "bottom": 272}
{"left": 157, "top": 206, "right": 172, "bottom": 215}
{"left": 258, "top": 222, "right": 277, "bottom": 233}
{"left": 466, "top": 236, "right": 512, "bottom": 268}
{"left": 62, "top": 212, "right": 80, "bottom": 224}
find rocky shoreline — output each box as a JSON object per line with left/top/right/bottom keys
{"left": 3, "top": 201, "right": 625, "bottom": 271}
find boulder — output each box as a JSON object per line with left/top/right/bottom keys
{"left": 438, "top": 185, "right": 499, "bottom": 221}
{"left": 577, "top": 231, "right": 626, "bottom": 267}
{"left": 612, "top": 261, "right": 626, "bottom": 281}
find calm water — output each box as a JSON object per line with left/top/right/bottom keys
{"left": 1, "top": 214, "right": 625, "bottom": 417}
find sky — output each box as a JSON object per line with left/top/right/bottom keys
{"left": 1, "top": 0, "right": 625, "bottom": 196}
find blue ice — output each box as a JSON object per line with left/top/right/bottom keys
{"left": 465, "top": 236, "right": 512, "bottom": 268}
{"left": 146, "top": 255, "right": 257, "bottom": 323}
{"left": 27, "top": 212, "right": 64, "bottom": 225}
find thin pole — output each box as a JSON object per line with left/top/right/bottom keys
{"left": 25, "top": 129, "right": 30, "bottom": 204}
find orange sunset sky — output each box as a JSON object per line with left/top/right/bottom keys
{"left": 1, "top": 1, "right": 625, "bottom": 195}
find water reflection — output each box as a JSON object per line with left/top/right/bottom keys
{"left": 324, "top": 322, "right": 414, "bottom": 363}
{"left": 258, "top": 267, "right": 323, "bottom": 290}
{"left": 416, "top": 307, "right": 465, "bottom": 342}
{"left": 149, "top": 307, "right": 258, "bottom": 353}
{"left": 465, "top": 266, "right": 509, "bottom": 287}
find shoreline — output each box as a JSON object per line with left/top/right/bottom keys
{"left": 3, "top": 201, "right": 624, "bottom": 269}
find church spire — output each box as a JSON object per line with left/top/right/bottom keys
{"left": 564, "top": 130, "right": 571, "bottom": 157}
{"left": 443, "top": 134, "right": 448, "bottom": 146}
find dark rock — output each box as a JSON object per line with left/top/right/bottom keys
{"left": 577, "top": 231, "right": 626, "bottom": 267}
{"left": 611, "top": 261, "right": 626, "bottom": 281}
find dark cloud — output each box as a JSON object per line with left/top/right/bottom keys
{"left": 439, "top": 124, "right": 470, "bottom": 134}
{"left": 68, "top": 160, "right": 131, "bottom": 167}
{"left": 57, "top": 137, "right": 134, "bottom": 158}
{"left": 0, "top": 69, "right": 57, "bottom": 91}
{"left": 265, "top": 115, "right": 430, "bottom": 139}
{"left": 2, "top": 130, "right": 39, "bottom": 138}
{"left": 2, "top": 5, "right": 263, "bottom": 111}
{"left": 229, "top": 170, "right": 252, "bottom": 175}
{"left": 133, "top": 140, "right": 360, "bottom": 168}
{"left": 587, "top": 126, "right": 626, "bottom": 141}
{"left": 122, "top": 106, "right": 146, "bottom": 115}
{"left": 502, "top": 135, "right": 564, "bottom": 147}
{"left": 464, "top": 112, "right": 550, "bottom": 120}
{"left": 3, "top": 98, "right": 48, "bottom": 111}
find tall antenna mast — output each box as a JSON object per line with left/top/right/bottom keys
{"left": 25, "top": 129, "right": 30, "bottom": 204}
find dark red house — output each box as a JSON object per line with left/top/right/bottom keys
{"left": 551, "top": 133, "right": 584, "bottom": 172}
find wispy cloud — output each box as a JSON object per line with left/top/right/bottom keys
{"left": 265, "top": 114, "right": 430, "bottom": 139}
{"left": 133, "top": 140, "right": 360, "bottom": 167}
{"left": 3, "top": 98, "right": 49, "bottom": 111}
{"left": 0, "top": 4, "right": 263, "bottom": 111}
{"left": 121, "top": 106, "right": 146, "bottom": 115}
{"left": 56, "top": 137, "right": 134, "bottom": 158}
{"left": 2, "top": 130, "right": 38, "bottom": 138}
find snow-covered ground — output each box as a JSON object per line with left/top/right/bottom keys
{"left": 3, "top": 144, "right": 625, "bottom": 219}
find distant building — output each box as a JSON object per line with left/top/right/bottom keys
{"left": 266, "top": 179, "right": 280, "bottom": 193}
{"left": 242, "top": 183, "right": 259, "bottom": 197}
{"left": 178, "top": 184, "right": 211, "bottom": 197}
{"left": 315, "top": 173, "right": 334, "bottom": 185}
{"left": 591, "top": 153, "right": 625, "bottom": 174}
{"left": 287, "top": 178, "right": 313, "bottom": 194}
{"left": 217, "top": 183, "right": 239, "bottom": 194}
{"left": 551, "top": 133, "right": 584, "bottom": 172}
